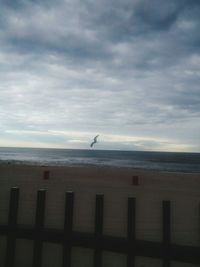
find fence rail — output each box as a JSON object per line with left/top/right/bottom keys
{"left": 0, "top": 187, "right": 200, "bottom": 267}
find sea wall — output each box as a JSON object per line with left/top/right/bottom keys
{"left": 0, "top": 164, "right": 200, "bottom": 267}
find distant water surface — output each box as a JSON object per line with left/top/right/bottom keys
{"left": 0, "top": 147, "right": 200, "bottom": 173}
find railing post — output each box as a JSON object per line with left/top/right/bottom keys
{"left": 127, "top": 197, "right": 136, "bottom": 267}
{"left": 63, "top": 191, "right": 74, "bottom": 267}
{"left": 94, "top": 194, "right": 104, "bottom": 267}
{"left": 5, "top": 187, "right": 19, "bottom": 267}
{"left": 162, "top": 200, "right": 171, "bottom": 267}
{"left": 32, "top": 189, "right": 46, "bottom": 267}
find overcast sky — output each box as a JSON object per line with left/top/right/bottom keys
{"left": 0, "top": 0, "right": 200, "bottom": 152}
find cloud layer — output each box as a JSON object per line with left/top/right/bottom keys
{"left": 0, "top": 0, "right": 200, "bottom": 151}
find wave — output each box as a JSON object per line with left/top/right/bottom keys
{"left": 0, "top": 147, "right": 200, "bottom": 173}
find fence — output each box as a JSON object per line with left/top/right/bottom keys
{"left": 0, "top": 187, "right": 200, "bottom": 267}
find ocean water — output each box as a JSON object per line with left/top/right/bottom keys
{"left": 0, "top": 147, "right": 200, "bottom": 173}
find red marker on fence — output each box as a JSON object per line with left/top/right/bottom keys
{"left": 43, "top": 170, "right": 50, "bottom": 180}
{"left": 132, "top": 175, "right": 139, "bottom": 186}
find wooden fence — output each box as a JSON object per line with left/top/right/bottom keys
{"left": 0, "top": 187, "right": 200, "bottom": 267}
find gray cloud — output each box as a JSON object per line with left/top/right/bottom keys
{"left": 0, "top": 0, "right": 200, "bottom": 151}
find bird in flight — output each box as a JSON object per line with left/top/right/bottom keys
{"left": 90, "top": 135, "right": 99, "bottom": 148}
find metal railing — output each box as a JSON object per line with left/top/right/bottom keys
{"left": 0, "top": 187, "right": 200, "bottom": 267}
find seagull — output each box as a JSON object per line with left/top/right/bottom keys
{"left": 90, "top": 135, "right": 99, "bottom": 148}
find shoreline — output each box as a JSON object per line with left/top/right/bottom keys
{"left": 0, "top": 160, "right": 200, "bottom": 175}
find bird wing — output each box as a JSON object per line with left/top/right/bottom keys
{"left": 94, "top": 135, "right": 99, "bottom": 142}
{"left": 90, "top": 141, "right": 95, "bottom": 147}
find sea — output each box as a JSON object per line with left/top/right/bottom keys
{"left": 0, "top": 147, "right": 200, "bottom": 173}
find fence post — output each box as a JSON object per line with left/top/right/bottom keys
{"left": 162, "top": 200, "right": 171, "bottom": 267}
{"left": 5, "top": 187, "right": 19, "bottom": 267}
{"left": 94, "top": 194, "right": 104, "bottom": 267}
{"left": 127, "top": 197, "right": 136, "bottom": 267}
{"left": 32, "top": 189, "right": 46, "bottom": 267}
{"left": 63, "top": 191, "right": 74, "bottom": 267}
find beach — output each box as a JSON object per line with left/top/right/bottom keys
{"left": 0, "top": 163, "right": 200, "bottom": 267}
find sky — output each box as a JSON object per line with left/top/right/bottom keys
{"left": 0, "top": 0, "right": 200, "bottom": 152}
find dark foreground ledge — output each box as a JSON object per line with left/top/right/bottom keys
{"left": 1, "top": 224, "right": 200, "bottom": 265}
